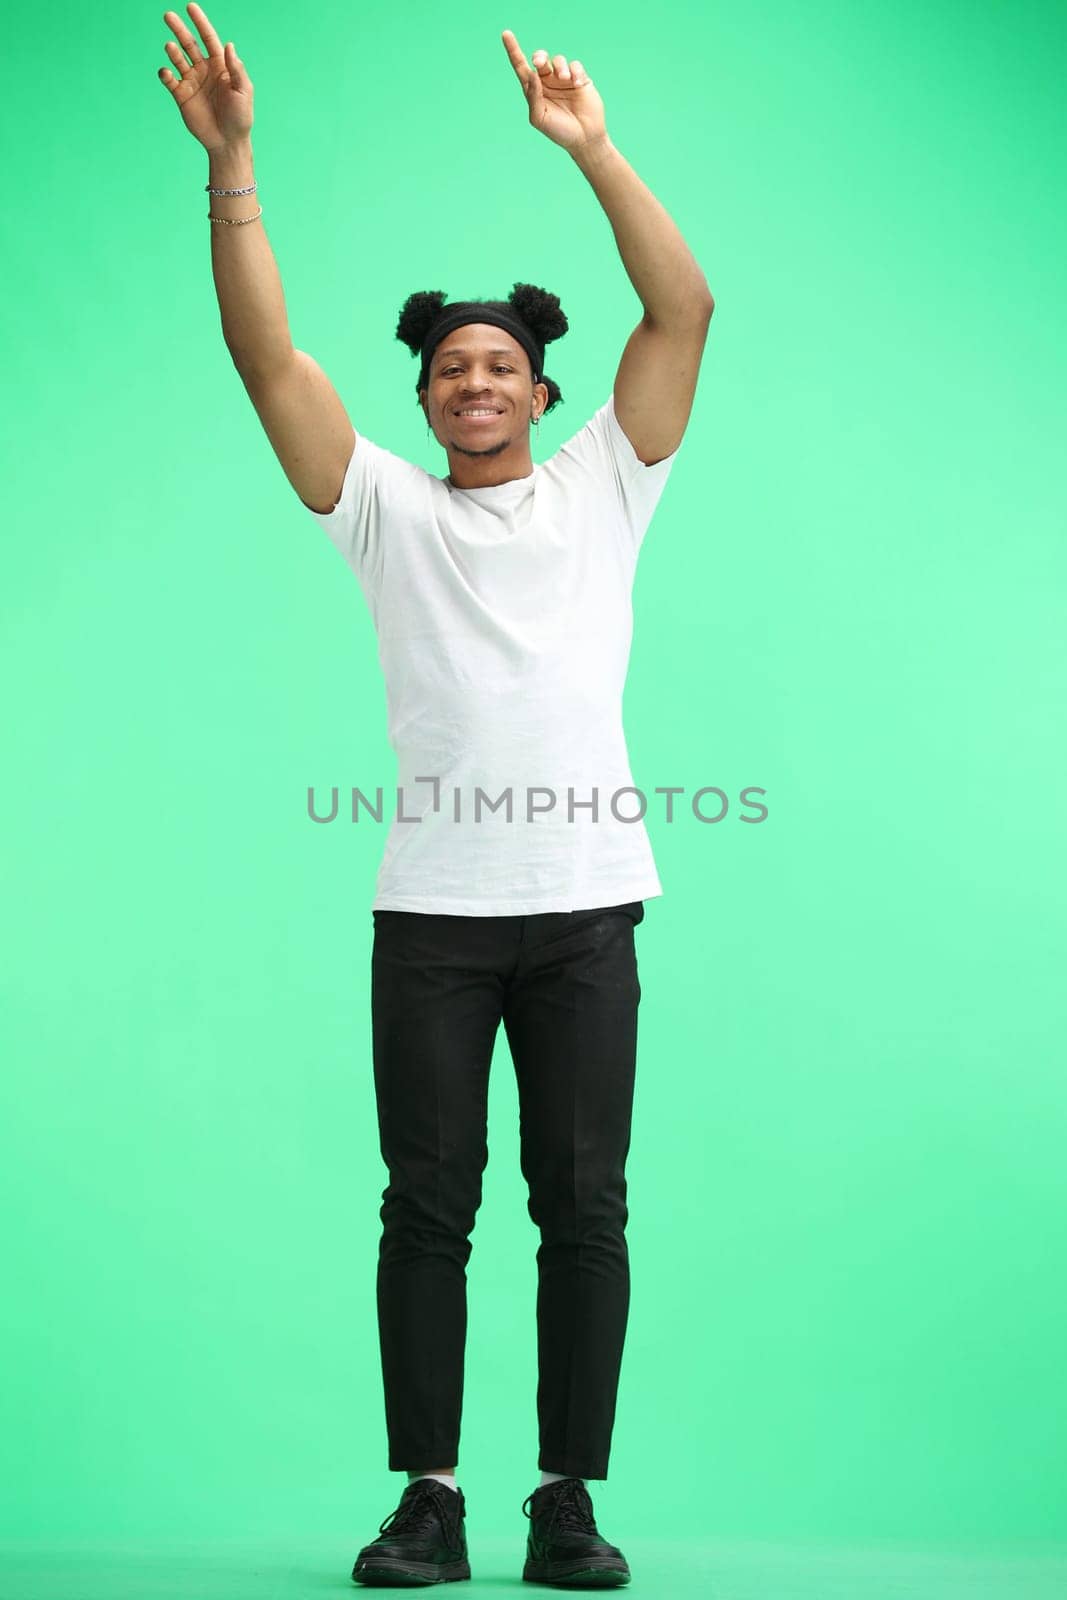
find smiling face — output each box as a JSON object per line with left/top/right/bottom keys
{"left": 420, "top": 322, "right": 549, "bottom": 487}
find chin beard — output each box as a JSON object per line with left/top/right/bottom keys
{"left": 449, "top": 433, "right": 512, "bottom": 459}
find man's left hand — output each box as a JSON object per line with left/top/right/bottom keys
{"left": 501, "top": 30, "right": 608, "bottom": 153}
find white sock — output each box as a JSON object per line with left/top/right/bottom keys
{"left": 407, "top": 1471, "right": 458, "bottom": 1495}
{"left": 539, "top": 1470, "right": 584, "bottom": 1488}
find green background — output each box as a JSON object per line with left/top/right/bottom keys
{"left": 2, "top": 0, "right": 1065, "bottom": 1576}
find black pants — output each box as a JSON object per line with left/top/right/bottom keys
{"left": 370, "top": 899, "right": 646, "bottom": 1482}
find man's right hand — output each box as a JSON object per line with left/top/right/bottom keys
{"left": 158, "top": 2, "right": 254, "bottom": 152}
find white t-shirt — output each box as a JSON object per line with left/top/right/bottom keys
{"left": 303, "top": 394, "right": 680, "bottom": 915}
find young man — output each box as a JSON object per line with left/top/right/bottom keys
{"left": 161, "top": 7, "right": 713, "bottom": 1584}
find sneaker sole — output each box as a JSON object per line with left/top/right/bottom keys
{"left": 352, "top": 1555, "right": 471, "bottom": 1585}
{"left": 522, "top": 1556, "right": 631, "bottom": 1586}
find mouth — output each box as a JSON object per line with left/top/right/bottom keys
{"left": 454, "top": 407, "right": 504, "bottom": 423}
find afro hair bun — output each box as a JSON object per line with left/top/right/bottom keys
{"left": 507, "top": 282, "right": 569, "bottom": 345}
{"left": 395, "top": 290, "right": 450, "bottom": 357}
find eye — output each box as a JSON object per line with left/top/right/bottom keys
{"left": 441, "top": 365, "right": 513, "bottom": 376}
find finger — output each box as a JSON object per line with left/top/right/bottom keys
{"left": 163, "top": 37, "right": 194, "bottom": 78}
{"left": 552, "top": 53, "right": 570, "bottom": 80}
{"left": 226, "top": 41, "right": 248, "bottom": 86}
{"left": 533, "top": 50, "right": 551, "bottom": 74}
{"left": 570, "top": 58, "right": 591, "bottom": 86}
{"left": 513, "top": 39, "right": 537, "bottom": 95}
{"left": 162, "top": 9, "right": 206, "bottom": 64}
{"left": 503, "top": 32, "right": 543, "bottom": 104}
{"left": 500, "top": 29, "right": 533, "bottom": 87}
{"left": 186, "top": 2, "right": 225, "bottom": 57}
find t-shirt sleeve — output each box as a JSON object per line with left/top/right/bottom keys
{"left": 300, "top": 428, "right": 424, "bottom": 611}
{"left": 554, "top": 393, "right": 683, "bottom": 556}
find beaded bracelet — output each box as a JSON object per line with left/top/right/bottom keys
{"left": 207, "top": 206, "right": 262, "bottom": 224}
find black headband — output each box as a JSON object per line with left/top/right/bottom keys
{"left": 418, "top": 300, "right": 544, "bottom": 392}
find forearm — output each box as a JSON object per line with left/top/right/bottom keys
{"left": 570, "top": 137, "right": 713, "bottom": 325}
{"left": 208, "top": 139, "right": 294, "bottom": 378}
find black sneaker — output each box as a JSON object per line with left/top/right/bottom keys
{"left": 351, "top": 1478, "right": 471, "bottom": 1586}
{"left": 521, "top": 1478, "right": 631, "bottom": 1587}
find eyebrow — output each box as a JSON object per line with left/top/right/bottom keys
{"left": 435, "top": 347, "right": 519, "bottom": 361}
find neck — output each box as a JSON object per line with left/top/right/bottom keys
{"left": 444, "top": 433, "right": 536, "bottom": 490}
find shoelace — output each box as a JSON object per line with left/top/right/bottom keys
{"left": 522, "top": 1477, "right": 599, "bottom": 1535}
{"left": 377, "top": 1481, "right": 460, "bottom": 1544}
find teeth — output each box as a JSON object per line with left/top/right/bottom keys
{"left": 458, "top": 409, "right": 501, "bottom": 417}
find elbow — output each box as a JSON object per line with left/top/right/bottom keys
{"left": 685, "top": 288, "right": 715, "bottom": 322}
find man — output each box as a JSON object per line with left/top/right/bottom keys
{"left": 162, "top": 7, "right": 712, "bottom": 1585}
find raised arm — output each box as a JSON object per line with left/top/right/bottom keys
{"left": 501, "top": 31, "right": 714, "bottom": 464}
{"left": 158, "top": 3, "right": 356, "bottom": 513}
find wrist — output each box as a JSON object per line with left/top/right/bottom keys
{"left": 570, "top": 134, "right": 615, "bottom": 171}
{"left": 207, "top": 137, "right": 254, "bottom": 172}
